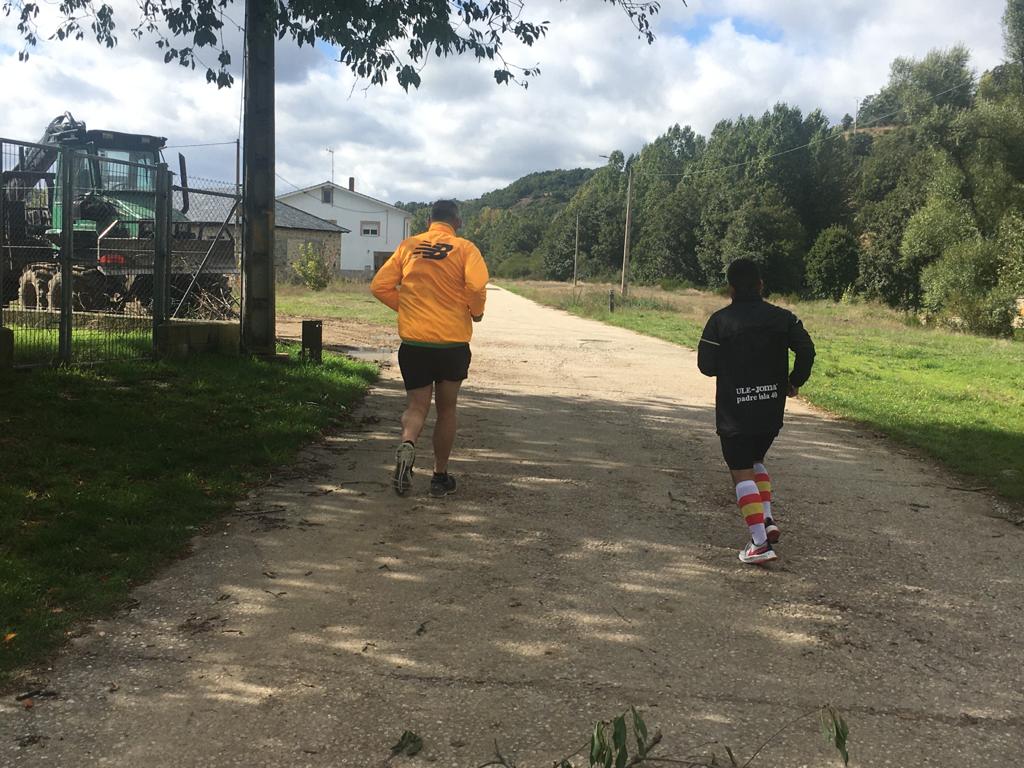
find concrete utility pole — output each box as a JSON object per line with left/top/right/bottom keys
{"left": 241, "top": 0, "right": 276, "bottom": 355}
{"left": 620, "top": 165, "right": 633, "bottom": 299}
{"left": 573, "top": 212, "right": 579, "bottom": 286}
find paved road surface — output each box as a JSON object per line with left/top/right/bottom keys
{"left": 4, "top": 287, "right": 1022, "bottom": 766}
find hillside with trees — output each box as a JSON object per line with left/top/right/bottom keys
{"left": 396, "top": 168, "right": 594, "bottom": 278}
{"left": 399, "top": 1, "right": 1024, "bottom": 336}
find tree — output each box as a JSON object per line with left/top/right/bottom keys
{"left": 899, "top": 158, "right": 979, "bottom": 278}
{"left": 805, "top": 225, "right": 859, "bottom": 300}
{"left": 841, "top": 113, "right": 854, "bottom": 131}
{"left": 1005, "top": 0, "right": 1024, "bottom": 68}
{"left": 4, "top": 0, "right": 664, "bottom": 89}
{"left": 997, "top": 211, "right": 1024, "bottom": 295}
{"left": 719, "top": 186, "right": 805, "bottom": 295}
{"left": 921, "top": 239, "right": 1015, "bottom": 336}
{"left": 858, "top": 47, "right": 975, "bottom": 126}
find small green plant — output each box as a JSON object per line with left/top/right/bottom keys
{"left": 388, "top": 730, "right": 423, "bottom": 760}
{"left": 291, "top": 241, "right": 333, "bottom": 291}
{"left": 473, "top": 705, "right": 850, "bottom": 767}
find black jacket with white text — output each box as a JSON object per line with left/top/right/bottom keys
{"left": 697, "top": 296, "right": 815, "bottom": 437}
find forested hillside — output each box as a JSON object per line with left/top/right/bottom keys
{"left": 401, "top": 1, "right": 1024, "bottom": 336}
{"left": 396, "top": 168, "right": 594, "bottom": 278}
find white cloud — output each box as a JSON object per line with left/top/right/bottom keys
{"left": 0, "top": 0, "right": 1010, "bottom": 202}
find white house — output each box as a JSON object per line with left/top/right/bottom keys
{"left": 277, "top": 178, "right": 412, "bottom": 278}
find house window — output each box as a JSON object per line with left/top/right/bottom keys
{"left": 361, "top": 220, "right": 381, "bottom": 237}
{"left": 321, "top": 187, "right": 333, "bottom": 204}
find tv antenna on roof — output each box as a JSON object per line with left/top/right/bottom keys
{"left": 325, "top": 147, "right": 335, "bottom": 184}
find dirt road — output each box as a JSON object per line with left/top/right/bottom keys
{"left": 4, "top": 287, "right": 1023, "bottom": 766}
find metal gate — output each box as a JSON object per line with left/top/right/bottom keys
{"left": 0, "top": 136, "right": 240, "bottom": 367}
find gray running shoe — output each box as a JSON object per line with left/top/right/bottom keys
{"left": 393, "top": 442, "right": 415, "bottom": 496}
{"left": 429, "top": 473, "right": 457, "bottom": 498}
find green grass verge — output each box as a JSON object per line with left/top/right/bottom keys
{"left": 11, "top": 325, "right": 152, "bottom": 365}
{"left": 507, "top": 282, "right": 1024, "bottom": 502}
{"left": 0, "top": 347, "right": 377, "bottom": 684}
{"left": 277, "top": 281, "right": 393, "bottom": 324}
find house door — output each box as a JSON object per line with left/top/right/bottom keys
{"left": 373, "top": 251, "right": 391, "bottom": 271}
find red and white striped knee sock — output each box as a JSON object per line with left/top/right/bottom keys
{"left": 754, "top": 463, "right": 772, "bottom": 521}
{"left": 736, "top": 480, "right": 767, "bottom": 546}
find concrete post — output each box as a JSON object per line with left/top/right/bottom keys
{"left": 241, "top": 0, "right": 276, "bottom": 355}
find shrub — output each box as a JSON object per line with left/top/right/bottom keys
{"left": 494, "top": 251, "right": 544, "bottom": 279}
{"left": 658, "top": 277, "right": 695, "bottom": 292}
{"left": 292, "top": 242, "right": 332, "bottom": 291}
{"left": 997, "top": 211, "right": 1024, "bottom": 296}
{"left": 805, "top": 225, "right": 860, "bottom": 300}
{"left": 900, "top": 196, "right": 977, "bottom": 275}
{"left": 921, "top": 239, "right": 1015, "bottom": 336}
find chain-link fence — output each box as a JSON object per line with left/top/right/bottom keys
{"left": 171, "top": 177, "right": 241, "bottom": 322}
{"left": 1, "top": 138, "right": 62, "bottom": 365}
{"left": 1, "top": 135, "right": 241, "bottom": 368}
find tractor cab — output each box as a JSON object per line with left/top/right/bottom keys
{"left": 52, "top": 129, "right": 168, "bottom": 244}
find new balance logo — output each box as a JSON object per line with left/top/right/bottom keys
{"left": 412, "top": 242, "right": 454, "bottom": 260}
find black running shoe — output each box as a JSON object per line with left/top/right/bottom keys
{"left": 429, "top": 473, "right": 457, "bottom": 498}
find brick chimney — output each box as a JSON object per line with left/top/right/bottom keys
{"left": 348, "top": 176, "right": 355, "bottom": 192}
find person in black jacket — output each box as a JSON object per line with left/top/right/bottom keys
{"left": 698, "top": 258, "right": 815, "bottom": 564}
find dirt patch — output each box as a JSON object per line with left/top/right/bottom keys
{"left": 277, "top": 316, "right": 399, "bottom": 352}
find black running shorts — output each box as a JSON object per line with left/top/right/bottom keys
{"left": 398, "top": 343, "right": 472, "bottom": 391}
{"left": 719, "top": 432, "right": 778, "bottom": 471}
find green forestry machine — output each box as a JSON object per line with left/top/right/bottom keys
{"left": 1, "top": 112, "right": 235, "bottom": 315}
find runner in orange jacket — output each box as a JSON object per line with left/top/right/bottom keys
{"left": 371, "top": 199, "right": 489, "bottom": 497}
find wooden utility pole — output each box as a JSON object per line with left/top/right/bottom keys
{"left": 620, "top": 165, "right": 633, "bottom": 299}
{"left": 241, "top": 0, "right": 276, "bottom": 355}
{"left": 573, "top": 212, "right": 579, "bottom": 286}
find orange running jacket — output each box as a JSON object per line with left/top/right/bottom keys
{"left": 370, "top": 222, "right": 489, "bottom": 345}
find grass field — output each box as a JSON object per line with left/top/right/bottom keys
{"left": 0, "top": 347, "right": 377, "bottom": 685}
{"left": 11, "top": 325, "right": 152, "bottom": 365}
{"left": 277, "top": 281, "right": 393, "bottom": 324}
{"left": 507, "top": 281, "right": 1024, "bottom": 502}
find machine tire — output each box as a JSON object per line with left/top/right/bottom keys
{"left": 47, "top": 271, "right": 63, "bottom": 312}
{"left": 18, "top": 269, "right": 51, "bottom": 310}
{"left": 76, "top": 269, "right": 109, "bottom": 312}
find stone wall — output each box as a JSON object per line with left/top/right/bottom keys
{"left": 275, "top": 229, "right": 343, "bottom": 283}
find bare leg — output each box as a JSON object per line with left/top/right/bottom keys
{"left": 401, "top": 384, "right": 433, "bottom": 444}
{"left": 432, "top": 379, "right": 462, "bottom": 474}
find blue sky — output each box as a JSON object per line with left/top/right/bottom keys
{"left": 669, "top": 15, "right": 782, "bottom": 45}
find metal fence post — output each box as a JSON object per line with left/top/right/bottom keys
{"left": 153, "top": 163, "right": 170, "bottom": 344}
{"left": 58, "top": 147, "right": 74, "bottom": 364}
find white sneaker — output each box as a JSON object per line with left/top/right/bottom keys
{"left": 739, "top": 540, "right": 777, "bottom": 565}
{"left": 392, "top": 442, "right": 415, "bottom": 496}
{"left": 764, "top": 518, "right": 780, "bottom": 544}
